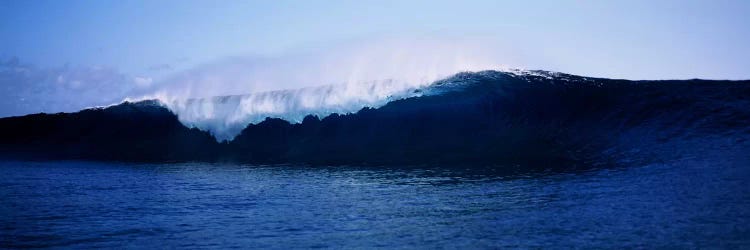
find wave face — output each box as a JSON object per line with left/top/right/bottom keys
{"left": 160, "top": 79, "right": 430, "bottom": 141}
{"left": 1, "top": 70, "right": 748, "bottom": 169}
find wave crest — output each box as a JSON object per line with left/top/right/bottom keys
{"left": 160, "top": 79, "right": 430, "bottom": 141}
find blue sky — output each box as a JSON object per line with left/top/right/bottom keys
{"left": 1, "top": 0, "right": 749, "bottom": 116}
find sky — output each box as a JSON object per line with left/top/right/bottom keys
{"left": 1, "top": 0, "right": 749, "bottom": 117}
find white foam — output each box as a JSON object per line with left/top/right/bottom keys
{"left": 160, "top": 79, "right": 427, "bottom": 141}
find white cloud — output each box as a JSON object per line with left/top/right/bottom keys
{"left": 133, "top": 76, "right": 154, "bottom": 88}
{"left": 0, "top": 58, "right": 149, "bottom": 117}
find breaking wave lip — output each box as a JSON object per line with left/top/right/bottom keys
{"left": 123, "top": 69, "right": 547, "bottom": 141}
{"left": 159, "top": 79, "right": 429, "bottom": 141}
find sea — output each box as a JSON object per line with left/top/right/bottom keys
{"left": 1, "top": 158, "right": 749, "bottom": 248}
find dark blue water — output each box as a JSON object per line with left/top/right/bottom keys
{"left": 1, "top": 158, "right": 749, "bottom": 248}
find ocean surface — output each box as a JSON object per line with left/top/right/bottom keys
{"left": 1, "top": 159, "right": 749, "bottom": 248}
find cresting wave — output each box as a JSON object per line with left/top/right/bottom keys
{"left": 159, "top": 79, "right": 427, "bottom": 141}
{"left": 137, "top": 38, "right": 513, "bottom": 140}
{"left": 155, "top": 69, "right": 549, "bottom": 141}
{"left": 1, "top": 70, "right": 748, "bottom": 168}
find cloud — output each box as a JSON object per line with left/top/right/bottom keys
{"left": 133, "top": 76, "right": 154, "bottom": 87}
{"left": 0, "top": 57, "right": 146, "bottom": 117}
{"left": 147, "top": 63, "right": 173, "bottom": 71}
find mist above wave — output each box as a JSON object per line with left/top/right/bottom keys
{"left": 153, "top": 68, "right": 564, "bottom": 141}
{"left": 141, "top": 37, "right": 513, "bottom": 141}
